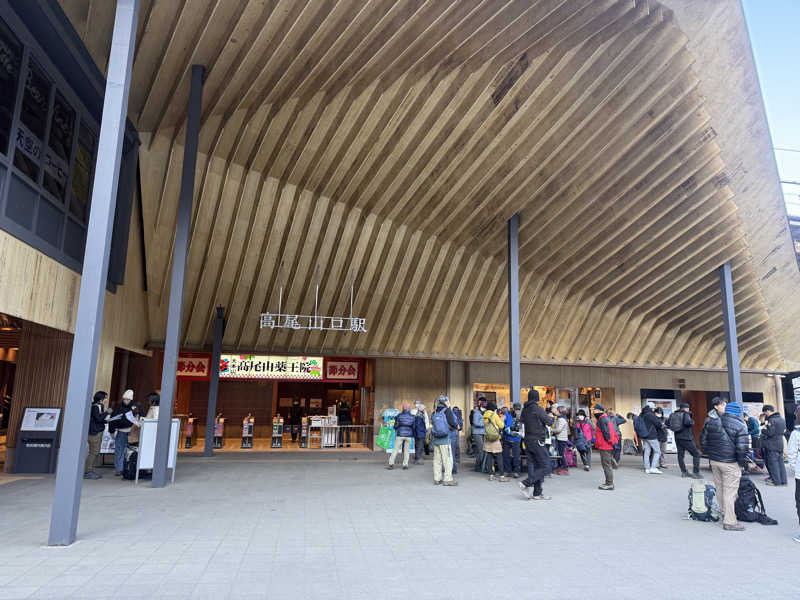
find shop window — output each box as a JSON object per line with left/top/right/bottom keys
{"left": 0, "top": 18, "right": 22, "bottom": 156}
{"left": 69, "top": 124, "right": 94, "bottom": 223}
{"left": 43, "top": 92, "right": 74, "bottom": 202}
{"left": 13, "top": 58, "right": 50, "bottom": 182}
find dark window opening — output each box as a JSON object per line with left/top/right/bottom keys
{"left": 0, "top": 18, "right": 22, "bottom": 156}
{"left": 13, "top": 58, "right": 50, "bottom": 182}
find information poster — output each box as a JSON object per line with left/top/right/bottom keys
{"left": 20, "top": 408, "right": 61, "bottom": 432}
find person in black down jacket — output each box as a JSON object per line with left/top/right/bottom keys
{"left": 671, "top": 402, "right": 701, "bottom": 479}
{"left": 640, "top": 405, "right": 664, "bottom": 474}
{"left": 700, "top": 401, "right": 749, "bottom": 531}
{"left": 653, "top": 407, "right": 669, "bottom": 469}
{"left": 518, "top": 389, "right": 555, "bottom": 500}
{"left": 387, "top": 403, "right": 415, "bottom": 470}
{"left": 84, "top": 391, "right": 109, "bottom": 480}
{"left": 761, "top": 405, "right": 787, "bottom": 486}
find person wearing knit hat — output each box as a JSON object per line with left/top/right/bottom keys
{"left": 700, "top": 397, "right": 749, "bottom": 531}
{"left": 592, "top": 405, "right": 618, "bottom": 490}
{"left": 109, "top": 389, "right": 139, "bottom": 476}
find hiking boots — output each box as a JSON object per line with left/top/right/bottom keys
{"left": 532, "top": 495, "right": 552, "bottom": 500}
{"left": 434, "top": 480, "right": 442, "bottom": 485}
{"left": 723, "top": 524, "right": 745, "bottom": 531}
{"left": 488, "top": 474, "right": 495, "bottom": 481}
{"left": 497, "top": 476, "right": 509, "bottom": 483}
{"left": 442, "top": 480, "right": 458, "bottom": 486}
{"left": 682, "top": 471, "right": 702, "bottom": 479}
{"left": 583, "top": 465, "right": 590, "bottom": 472}
{"left": 385, "top": 464, "right": 394, "bottom": 470}
{"left": 598, "top": 484, "right": 614, "bottom": 490}
{"left": 402, "top": 466, "right": 408, "bottom": 470}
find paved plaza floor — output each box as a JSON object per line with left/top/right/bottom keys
{"left": 0, "top": 451, "right": 798, "bottom": 599}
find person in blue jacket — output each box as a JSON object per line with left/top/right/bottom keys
{"left": 386, "top": 404, "right": 415, "bottom": 470}
{"left": 502, "top": 403, "right": 523, "bottom": 477}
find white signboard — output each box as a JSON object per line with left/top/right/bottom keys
{"left": 135, "top": 418, "right": 179, "bottom": 485}
{"left": 20, "top": 407, "right": 61, "bottom": 432}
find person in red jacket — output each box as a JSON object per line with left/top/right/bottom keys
{"left": 593, "top": 405, "right": 619, "bottom": 491}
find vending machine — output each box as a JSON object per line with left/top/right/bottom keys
{"left": 299, "top": 417, "right": 309, "bottom": 448}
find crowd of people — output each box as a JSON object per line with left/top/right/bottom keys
{"left": 83, "top": 388, "right": 160, "bottom": 480}
{"left": 383, "top": 392, "right": 800, "bottom": 541}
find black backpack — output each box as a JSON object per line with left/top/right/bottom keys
{"left": 734, "top": 476, "right": 778, "bottom": 525}
{"left": 668, "top": 411, "right": 684, "bottom": 433}
{"left": 122, "top": 450, "right": 138, "bottom": 480}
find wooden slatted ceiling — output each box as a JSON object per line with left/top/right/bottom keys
{"left": 58, "top": 0, "right": 785, "bottom": 370}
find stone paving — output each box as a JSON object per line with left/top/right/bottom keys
{"left": 0, "top": 451, "right": 798, "bottom": 600}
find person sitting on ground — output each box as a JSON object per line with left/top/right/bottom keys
{"left": 431, "top": 395, "right": 458, "bottom": 486}
{"left": 483, "top": 401, "right": 507, "bottom": 482}
{"left": 639, "top": 404, "right": 663, "bottom": 474}
{"left": 574, "top": 410, "right": 594, "bottom": 471}
{"left": 502, "top": 403, "right": 523, "bottom": 479}
{"left": 450, "top": 404, "right": 463, "bottom": 475}
{"left": 84, "top": 391, "right": 109, "bottom": 480}
{"left": 593, "top": 405, "right": 618, "bottom": 491}
{"left": 519, "top": 389, "right": 556, "bottom": 500}
{"left": 471, "top": 397, "right": 486, "bottom": 472}
{"left": 387, "top": 403, "right": 415, "bottom": 470}
{"left": 786, "top": 407, "right": 800, "bottom": 543}
{"left": 669, "top": 402, "right": 701, "bottom": 479}
{"left": 607, "top": 408, "right": 626, "bottom": 465}
{"left": 552, "top": 406, "right": 570, "bottom": 475}
{"left": 700, "top": 399, "right": 749, "bottom": 531}
{"left": 412, "top": 401, "right": 428, "bottom": 465}
{"left": 761, "top": 405, "right": 788, "bottom": 487}
{"left": 653, "top": 407, "right": 669, "bottom": 470}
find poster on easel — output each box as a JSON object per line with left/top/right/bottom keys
{"left": 135, "top": 418, "right": 179, "bottom": 485}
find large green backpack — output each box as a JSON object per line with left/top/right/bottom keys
{"left": 485, "top": 414, "right": 500, "bottom": 442}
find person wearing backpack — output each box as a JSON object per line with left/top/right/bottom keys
{"left": 502, "top": 403, "right": 523, "bottom": 478}
{"left": 761, "top": 405, "right": 788, "bottom": 486}
{"left": 519, "top": 389, "right": 555, "bottom": 500}
{"left": 386, "top": 404, "right": 415, "bottom": 470}
{"left": 786, "top": 407, "right": 800, "bottom": 543}
{"left": 412, "top": 402, "right": 428, "bottom": 465}
{"left": 593, "top": 405, "right": 619, "bottom": 490}
{"left": 700, "top": 401, "right": 749, "bottom": 531}
{"left": 670, "top": 402, "right": 701, "bottom": 479}
{"left": 431, "top": 395, "right": 458, "bottom": 486}
{"left": 471, "top": 397, "right": 486, "bottom": 472}
{"left": 450, "top": 405, "right": 464, "bottom": 474}
{"left": 483, "top": 402, "right": 507, "bottom": 481}
{"left": 637, "top": 404, "right": 663, "bottom": 474}
{"left": 574, "top": 410, "right": 594, "bottom": 471}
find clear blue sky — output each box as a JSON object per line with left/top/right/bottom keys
{"left": 742, "top": 0, "right": 800, "bottom": 217}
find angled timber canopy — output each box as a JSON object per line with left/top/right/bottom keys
{"left": 58, "top": 0, "right": 800, "bottom": 371}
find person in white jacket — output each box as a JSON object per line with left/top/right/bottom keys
{"left": 552, "top": 407, "right": 570, "bottom": 475}
{"left": 787, "top": 407, "right": 800, "bottom": 543}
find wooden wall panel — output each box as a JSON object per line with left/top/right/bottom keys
{"left": 4, "top": 322, "right": 72, "bottom": 471}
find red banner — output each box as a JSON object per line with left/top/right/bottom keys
{"left": 323, "top": 358, "right": 362, "bottom": 382}
{"left": 176, "top": 353, "right": 211, "bottom": 380}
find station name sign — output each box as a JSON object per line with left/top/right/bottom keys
{"left": 260, "top": 313, "right": 367, "bottom": 333}
{"left": 219, "top": 355, "right": 323, "bottom": 380}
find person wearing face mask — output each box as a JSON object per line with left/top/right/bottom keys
{"left": 574, "top": 410, "right": 594, "bottom": 471}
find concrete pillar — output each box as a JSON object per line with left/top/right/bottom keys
{"left": 718, "top": 261, "right": 743, "bottom": 404}
{"left": 508, "top": 214, "right": 521, "bottom": 409}
{"left": 203, "top": 306, "right": 224, "bottom": 457}
{"left": 47, "top": 0, "right": 139, "bottom": 546}
{"left": 152, "top": 64, "right": 205, "bottom": 487}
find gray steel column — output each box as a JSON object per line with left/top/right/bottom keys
{"left": 508, "top": 214, "right": 521, "bottom": 408}
{"left": 203, "top": 306, "right": 225, "bottom": 457}
{"left": 152, "top": 64, "right": 205, "bottom": 487}
{"left": 718, "top": 261, "right": 743, "bottom": 405}
{"left": 47, "top": 0, "right": 139, "bottom": 546}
